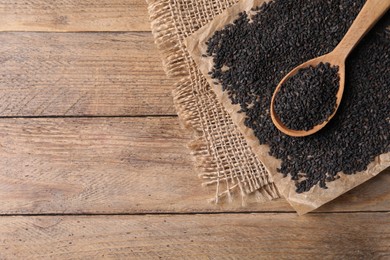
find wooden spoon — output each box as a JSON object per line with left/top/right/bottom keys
{"left": 270, "top": 0, "right": 390, "bottom": 137}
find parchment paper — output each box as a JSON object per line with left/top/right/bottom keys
{"left": 185, "top": 0, "right": 390, "bottom": 214}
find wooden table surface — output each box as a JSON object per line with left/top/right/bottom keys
{"left": 0, "top": 1, "right": 388, "bottom": 259}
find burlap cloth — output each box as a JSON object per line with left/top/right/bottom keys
{"left": 146, "top": 0, "right": 280, "bottom": 204}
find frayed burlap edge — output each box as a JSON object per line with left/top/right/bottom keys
{"left": 146, "top": 0, "right": 280, "bottom": 204}
{"left": 174, "top": 76, "right": 280, "bottom": 204}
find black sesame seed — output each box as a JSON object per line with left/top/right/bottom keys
{"left": 205, "top": 0, "right": 390, "bottom": 193}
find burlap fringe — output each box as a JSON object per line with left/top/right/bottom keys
{"left": 147, "top": 0, "right": 280, "bottom": 205}
{"left": 173, "top": 73, "right": 280, "bottom": 204}
{"left": 147, "top": 0, "right": 189, "bottom": 78}
{"left": 175, "top": 76, "right": 280, "bottom": 204}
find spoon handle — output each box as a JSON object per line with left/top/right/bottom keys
{"left": 334, "top": 0, "right": 390, "bottom": 60}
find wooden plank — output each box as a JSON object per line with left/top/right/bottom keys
{"left": 0, "top": 213, "right": 389, "bottom": 259}
{"left": 0, "top": 117, "right": 388, "bottom": 214}
{"left": 0, "top": 32, "right": 176, "bottom": 116}
{"left": 0, "top": 0, "right": 150, "bottom": 32}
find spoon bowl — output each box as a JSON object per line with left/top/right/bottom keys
{"left": 270, "top": 54, "right": 346, "bottom": 137}
{"left": 270, "top": 0, "right": 390, "bottom": 137}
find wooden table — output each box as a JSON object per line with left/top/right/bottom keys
{"left": 0, "top": 1, "right": 388, "bottom": 258}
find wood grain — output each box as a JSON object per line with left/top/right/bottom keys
{"left": 0, "top": 117, "right": 388, "bottom": 214}
{"left": 0, "top": 0, "right": 150, "bottom": 32}
{"left": 0, "top": 32, "right": 176, "bottom": 116}
{"left": 0, "top": 213, "right": 389, "bottom": 259}
{"left": 1, "top": 2, "right": 387, "bottom": 258}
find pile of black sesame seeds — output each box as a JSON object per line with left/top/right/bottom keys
{"left": 206, "top": 0, "right": 390, "bottom": 193}
{"left": 274, "top": 62, "right": 340, "bottom": 131}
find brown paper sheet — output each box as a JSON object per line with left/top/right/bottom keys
{"left": 185, "top": 0, "right": 390, "bottom": 214}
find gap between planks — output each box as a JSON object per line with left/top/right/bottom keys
{"left": 0, "top": 115, "right": 178, "bottom": 119}
{"left": 0, "top": 210, "right": 390, "bottom": 217}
